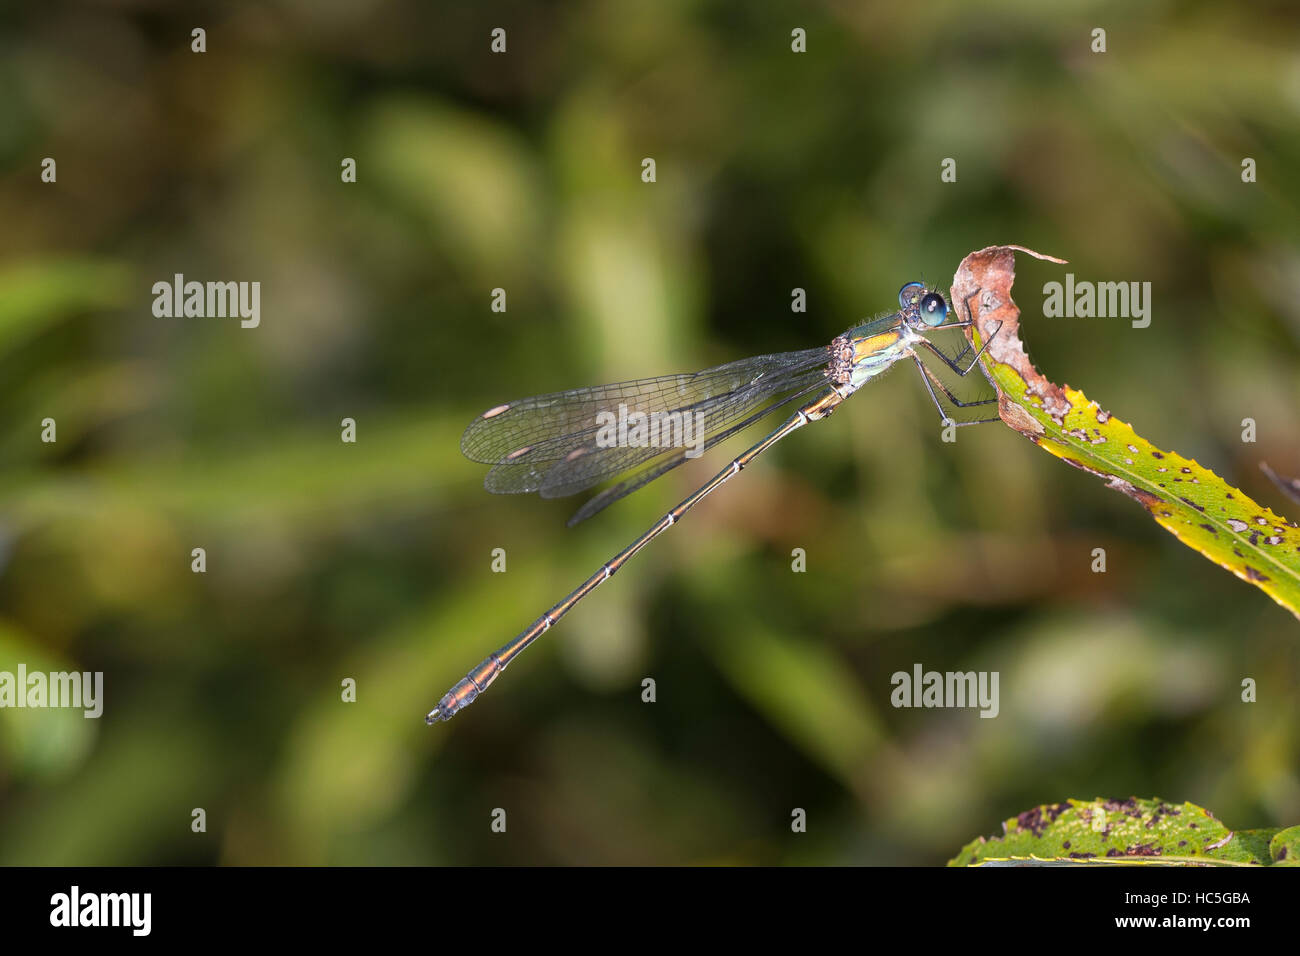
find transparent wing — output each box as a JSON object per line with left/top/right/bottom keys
{"left": 462, "top": 346, "right": 831, "bottom": 498}
{"left": 565, "top": 379, "right": 834, "bottom": 527}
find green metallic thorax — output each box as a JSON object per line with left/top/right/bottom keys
{"left": 843, "top": 314, "right": 921, "bottom": 390}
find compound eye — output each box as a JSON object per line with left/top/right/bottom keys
{"left": 919, "top": 292, "right": 949, "bottom": 326}
{"left": 898, "top": 281, "right": 926, "bottom": 309}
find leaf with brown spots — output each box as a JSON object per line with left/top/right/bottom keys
{"left": 953, "top": 245, "right": 1300, "bottom": 620}
{"left": 950, "top": 797, "right": 1289, "bottom": 866}
{"left": 1269, "top": 824, "right": 1300, "bottom": 866}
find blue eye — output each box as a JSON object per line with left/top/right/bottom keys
{"left": 919, "top": 292, "right": 948, "bottom": 326}
{"left": 898, "top": 281, "right": 925, "bottom": 309}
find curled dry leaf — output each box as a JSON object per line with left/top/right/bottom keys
{"left": 953, "top": 244, "right": 1300, "bottom": 620}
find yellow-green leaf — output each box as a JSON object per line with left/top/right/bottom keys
{"left": 952, "top": 245, "right": 1300, "bottom": 619}
{"left": 951, "top": 797, "right": 1286, "bottom": 866}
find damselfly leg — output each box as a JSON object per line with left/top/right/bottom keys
{"left": 909, "top": 313, "right": 1005, "bottom": 426}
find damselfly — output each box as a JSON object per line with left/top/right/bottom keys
{"left": 427, "top": 282, "right": 1002, "bottom": 723}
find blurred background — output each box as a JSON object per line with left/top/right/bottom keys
{"left": 1, "top": 0, "right": 1298, "bottom": 865}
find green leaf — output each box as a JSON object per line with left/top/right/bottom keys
{"left": 1269, "top": 824, "right": 1300, "bottom": 866}
{"left": 950, "top": 797, "right": 1287, "bottom": 866}
{"left": 952, "top": 245, "right": 1300, "bottom": 619}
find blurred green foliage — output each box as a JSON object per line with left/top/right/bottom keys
{"left": 0, "top": 1, "right": 1298, "bottom": 865}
